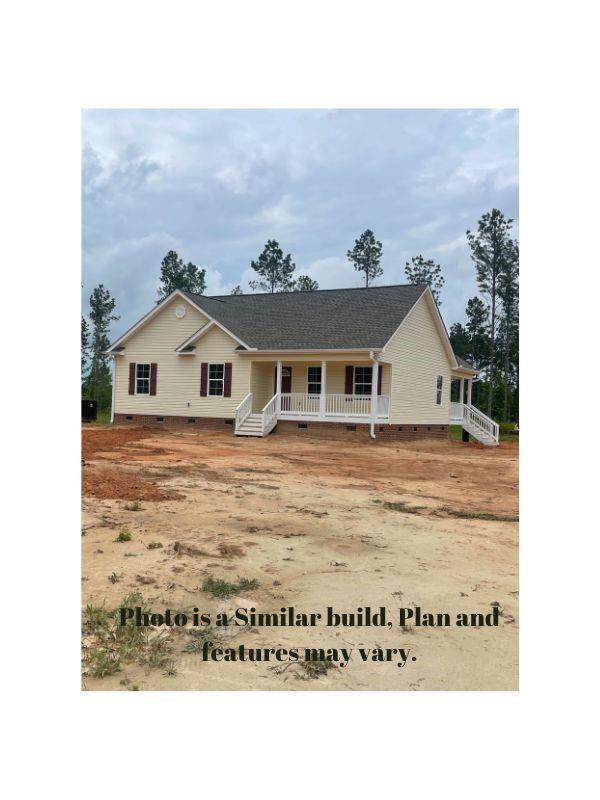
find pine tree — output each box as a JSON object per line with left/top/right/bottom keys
{"left": 230, "top": 285, "right": 243, "bottom": 295}
{"left": 81, "top": 316, "right": 90, "bottom": 386}
{"left": 249, "top": 240, "right": 296, "bottom": 292}
{"left": 346, "top": 229, "right": 383, "bottom": 287}
{"left": 497, "top": 239, "right": 519, "bottom": 421}
{"left": 465, "top": 297, "right": 490, "bottom": 409}
{"left": 449, "top": 322, "right": 470, "bottom": 361}
{"left": 85, "top": 285, "right": 119, "bottom": 410}
{"left": 404, "top": 255, "right": 445, "bottom": 305}
{"left": 466, "top": 209, "right": 514, "bottom": 416}
{"left": 157, "top": 250, "right": 206, "bottom": 301}
{"left": 294, "top": 275, "right": 319, "bottom": 291}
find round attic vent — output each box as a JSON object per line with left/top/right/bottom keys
{"left": 175, "top": 305, "right": 186, "bottom": 319}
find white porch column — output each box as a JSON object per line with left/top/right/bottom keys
{"left": 467, "top": 378, "right": 472, "bottom": 406}
{"left": 276, "top": 360, "right": 282, "bottom": 413}
{"left": 460, "top": 377, "right": 465, "bottom": 406}
{"left": 319, "top": 360, "right": 327, "bottom": 420}
{"left": 371, "top": 358, "right": 379, "bottom": 426}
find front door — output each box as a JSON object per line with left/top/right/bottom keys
{"left": 274, "top": 366, "right": 292, "bottom": 394}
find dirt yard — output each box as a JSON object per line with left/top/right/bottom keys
{"left": 82, "top": 425, "right": 518, "bottom": 691}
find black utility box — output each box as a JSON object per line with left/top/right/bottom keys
{"left": 82, "top": 399, "right": 98, "bottom": 422}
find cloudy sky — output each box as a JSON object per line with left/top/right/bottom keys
{"left": 82, "top": 109, "right": 518, "bottom": 340}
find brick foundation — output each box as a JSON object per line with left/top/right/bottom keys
{"left": 113, "top": 413, "right": 448, "bottom": 441}
{"left": 113, "top": 413, "right": 235, "bottom": 430}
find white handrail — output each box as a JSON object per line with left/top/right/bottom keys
{"left": 262, "top": 392, "right": 279, "bottom": 434}
{"left": 235, "top": 392, "right": 253, "bottom": 431}
{"left": 463, "top": 403, "right": 499, "bottom": 443}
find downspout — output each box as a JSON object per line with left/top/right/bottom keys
{"left": 110, "top": 355, "right": 116, "bottom": 424}
{"left": 369, "top": 351, "right": 379, "bottom": 439}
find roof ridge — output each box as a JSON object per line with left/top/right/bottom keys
{"left": 188, "top": 283, "right": 428, "bottom": 300}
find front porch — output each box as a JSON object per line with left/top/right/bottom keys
{"left": 236, "top": 357, "right": 390, "bottom": 436}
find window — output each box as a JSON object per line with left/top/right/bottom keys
{"left": 436, "top": 375, "right": 444, "bottom": 405}
{"left": 307, "top": 366, "right": 322, "bottom": 394}
{"left": 354, "top": 366, "right": 372, "bottom": 395}
{"left": 136, "top": 363, "right": 150, "bottom": 394}
{"left": 209, "top": 363, "right": 224, "bottom": 396}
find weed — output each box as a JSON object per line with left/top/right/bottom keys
{"left": 147, "top": 541, "right": 163, "bottom": 550}
{"left": 124, "top": 500, "right": 142, "bottom": 511}
{"left": 84, "top": 644, "right": 121, "bottom": 678}
{"left": 298, "top": 659, "right": 337, "bottom": 680}
{"left": 124, "top": 552, "right": 138, "bottom": 558}
{"left": 115, "top": 527, "right": 133, "bottom": 543}
{"left": 84, "top": 602, "right": 108, "bottom": 632}
{"left": 108, "top": 572, "right": 122, "bottom": 584}
{"left": 129, "top": 684, "right": 141, "bottom": 691}
{"left": 202, "top": 576, "right": 260, "bottom": 598}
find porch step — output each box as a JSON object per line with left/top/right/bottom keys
{"left": 235, "top": 413, "right": 267, "bottom": 437}
{"left": 463, "top": 423, "right": 498, "bottom": 446}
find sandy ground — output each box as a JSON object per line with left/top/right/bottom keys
{"left": 82, "top": 425, "right": 518, "bottom": 691}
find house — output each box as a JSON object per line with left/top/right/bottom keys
{"left": 107, "top": 284, "right": 499, "bottom": 444}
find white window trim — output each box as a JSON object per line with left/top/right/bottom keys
{"left": 307, "top": 365, "right": 322, "bottom": 395}
{"left": 353, "top": 365, "right": 373, "bottom": 396}
{"left": 208, "top": 363, "right": 225, "bottom": 397}
{"left": 136, "top": 363, "right": 151, "bottom": 395}
{"left": 436, "top": 375, "right": 444, "bottom": 405}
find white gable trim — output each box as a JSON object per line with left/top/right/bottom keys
{"left": 107, "top": 289, "right": 254, "bottom": 353}
{"left": 381, "top": 286, "right": 459, "bottom": 368}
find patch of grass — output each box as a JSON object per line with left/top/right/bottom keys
{"left": 184, "top": 626, "right": 220, "bottom": 653}
{"left": 202, "top": 575, "right": 260, "bottom": 598}
{"left": 147, "top": 541, "right": 163, "bottom": 550}
{"left": 124, "top": 552, "right": 138, "bottom": 558}
{"left": 129, "top": 684, "right": 141, "bottom": 691}
{"left": 123, "top": 500, "right": 142, "bottom": 511}
{"left": 114, "top": 527, "right": 133, "bottom": 543}
{"left": 436, "top": 506, "right": 518, "bottom": 522}
{"left": 449, "top": 424, "right": 518, "bottom": 443}
{"left": 85, "top": 644, "right": 121, "bottom": 678}
{"left": 108, "top": 572, "right": 122, "bottom": 584}
{"left": 84, "top": 602, "right": 108, "bottom": 632}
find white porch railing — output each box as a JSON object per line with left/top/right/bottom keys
{"left": 463, "top": 403, "right": 499, "bottom": 443}
{"left": 450, "top": 401, "right": 499, "bottom": 443}
{"left": 278, "top": 393, "right": 390, "bottom": 420}
{"left": 235, "top": 392, "right": 252, "bottom": 429}
{"left": 262, "top": 392, "right": 279, "bottom": 434}
{"left": 450, "top": 401, "right": 463, "bottom": 422}
{"left": 280, "top": 392, "right": 320, "bottom": 415}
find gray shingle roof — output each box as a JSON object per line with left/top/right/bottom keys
{"left": 456, "top": 355, "right": 477, "bottom": 371}
{"left": 181, "top": 284, "right": 428, "bottom": 350}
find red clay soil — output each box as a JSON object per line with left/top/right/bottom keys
{"left": 82, "top": 427, "right": 157, "bottom": 460}
{"left": 82, "top": 466, "right": 181, "bottom": 501}
{"left": 82, "top": 427, "right": 182, "bottom": 501}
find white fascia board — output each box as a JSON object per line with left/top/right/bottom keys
{"left": 236, "top": 347, "right": 382, "bottom": 355}
{"left": 175, "top": 321, "right": 215, "bottom": 352}
{"left": 107, "top": 290, "right": 188, "bottom": 353}
{"left": 107, "top": 289, "right": 254, "bottom": 353}
{"left": 381, "top": 287, "right": 459, "bottom": 369}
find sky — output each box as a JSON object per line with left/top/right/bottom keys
{"left": 82, "top": 109, "right": 518, "bottom": 340}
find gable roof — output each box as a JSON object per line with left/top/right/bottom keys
{"left": 456, "top": 355, "right": 477, "bottom": 371}
{"left": 179, "top": 284, "right": 428, "bottom": 351}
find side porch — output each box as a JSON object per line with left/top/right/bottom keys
{"left": 449, "top": 373, "right": 499, "bottom": 445}
{"left": 235, "top": 356, "right": 390, "bottom": 437}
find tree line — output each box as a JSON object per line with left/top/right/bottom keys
{"left": 82, "top": 210, "right": 518, "bottom": 422}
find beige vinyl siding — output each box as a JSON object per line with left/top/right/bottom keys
{"left": 246, "top": 360, "right": 390, "bottom": 400}
{"left": 380, "top": 294, "right": 451, "bottom": 424}
{"left": 114, "top": 297, "right": 252, "bottom": 417}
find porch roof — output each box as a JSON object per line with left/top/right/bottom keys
{"left": 181, "top": 284, "right": 427, "bottom": 351}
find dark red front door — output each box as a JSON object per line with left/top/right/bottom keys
{"left": 274, "top": 366, "right": 292, "bottom": 393}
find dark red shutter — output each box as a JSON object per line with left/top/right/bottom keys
{"left": 150, "top": 363, "right": 157, "bottom": 395}
{"left": 345, "top": 365, "right": 354, "bottom": 394}
{"left": 200, "top": 362, "right": 208, "bottom": 397}
{"left": 129, "top": 363, "right": 136, "bottom": 395}
{"left": 224, "top": 363, "right": 232, "bottom": 397}
{"left": 377, "top": 365, "right": 382, "bottom": 395}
